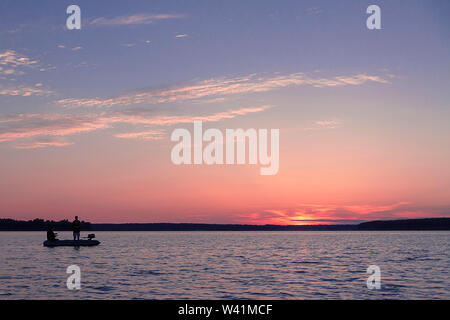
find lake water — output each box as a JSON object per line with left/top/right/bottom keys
{"left": 0, "top": 231, "right": 449, "bottom": 299}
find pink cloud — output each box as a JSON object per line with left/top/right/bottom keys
{"left": 0, "top": 113, "right": 110, "bottom": 143}
{"left": 304, "top": 119, "right": 341, "bottom": 131}
{"left": 14, "top": 140, "right": 73, "bottom": 149}
{"left": 0, "top": 106, "right": 271, "bottom": 147}
{"left": 115, "top": 130, "right": 165, "bottom": 141}
{"left": 0, "top": 50, "right": 38, "bottom": 68}
{"left": 0, "top": 85, "right": 53, "bottom": 97}
{"left": 237, "top": 202, "right": 422, "bottom": 225}
{"left": 57, "top": 72, "right": 390, "bottom": 108}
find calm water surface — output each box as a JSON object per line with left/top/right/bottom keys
{"left": 0, "top": 231, "right": 449, "bottom": 299}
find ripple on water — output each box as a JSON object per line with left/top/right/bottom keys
{"left": 91, "top": 286, "right": 116, "bottom": 292}
{"left": 0, "top": 231, "right": 448, "bottom": 299}
{"left": 130, "top": 269, "right": 165, "bottom": 276}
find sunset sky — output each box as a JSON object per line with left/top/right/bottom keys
{"left": 0, "top": 0, "right": 449, "bottom": 224}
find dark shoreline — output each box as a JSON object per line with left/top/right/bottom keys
{"left": 0, "top": 218, "right": 449, "bottom": 231}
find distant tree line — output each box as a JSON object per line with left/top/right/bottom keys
{"left": 0, "top": 217, "right": 448, "bottom": 231}
{"left": 356, "top": 218, "right": 450, "bottom": 231}
{"left": 0, "top": 218, "right": 92, "bottom": 231}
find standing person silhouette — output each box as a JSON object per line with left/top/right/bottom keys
{"left": 72, "top": 216, "right": 81, "bottom": 241}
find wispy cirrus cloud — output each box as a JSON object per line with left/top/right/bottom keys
{"left": 304, "top": 119, "right": 341, "bottom": 131}
{"left": 0, "top": 50, "right": 39, "bottom": 76}
{"left": 305, "top": 7, "right": 324, "bottom": 16}
{"left": 115, "top": 130, "right": 165, "bottom": 141}
{"left": 0, "top": 84, "right": 53, "bottom": 97}
{"left": 106, "top": 105, "right": 271, "bottom": 126}
{"left": 0, "top": 105, "right": 270, "bottom": 148}
{"left": 0, "top": 50, "right": 38, "bottom": 68}
{"left": 0, "top": 113, "right": 110, "bottom": 143}
{"left": 57, "top": 72, "right": 390, "bottom": 108}
{"left": 0, "top": 50, "right": 54, "bottom": 96}
{"left": 14, "top": 137, "right": 73, "bottom": 149}
{"left": 57, "top": 45, "right": 83, "bottom": 51}
{"left": 0, "top": 66, "right": 23, "bottom": 76}
{"left": 90, "top": 13, "right": 185, "bottom": 26}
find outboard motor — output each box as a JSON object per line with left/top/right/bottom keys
{"left": 87, "top": 233, "right": 96, "bottom": 240}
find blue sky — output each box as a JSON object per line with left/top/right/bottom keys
{"left": 1, "top": 0, "right": 448, "bottom": 100}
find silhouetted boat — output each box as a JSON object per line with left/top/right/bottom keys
{"left": 43, "top": 240, "right": 100, "bottom": 247}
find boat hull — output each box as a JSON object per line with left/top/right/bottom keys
{"left": 43, "top": 240, "right": 100, "bottom": 247}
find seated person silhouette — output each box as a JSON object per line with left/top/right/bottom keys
{"left": 47, "top": 227, "right": 58, "bottom": 242}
